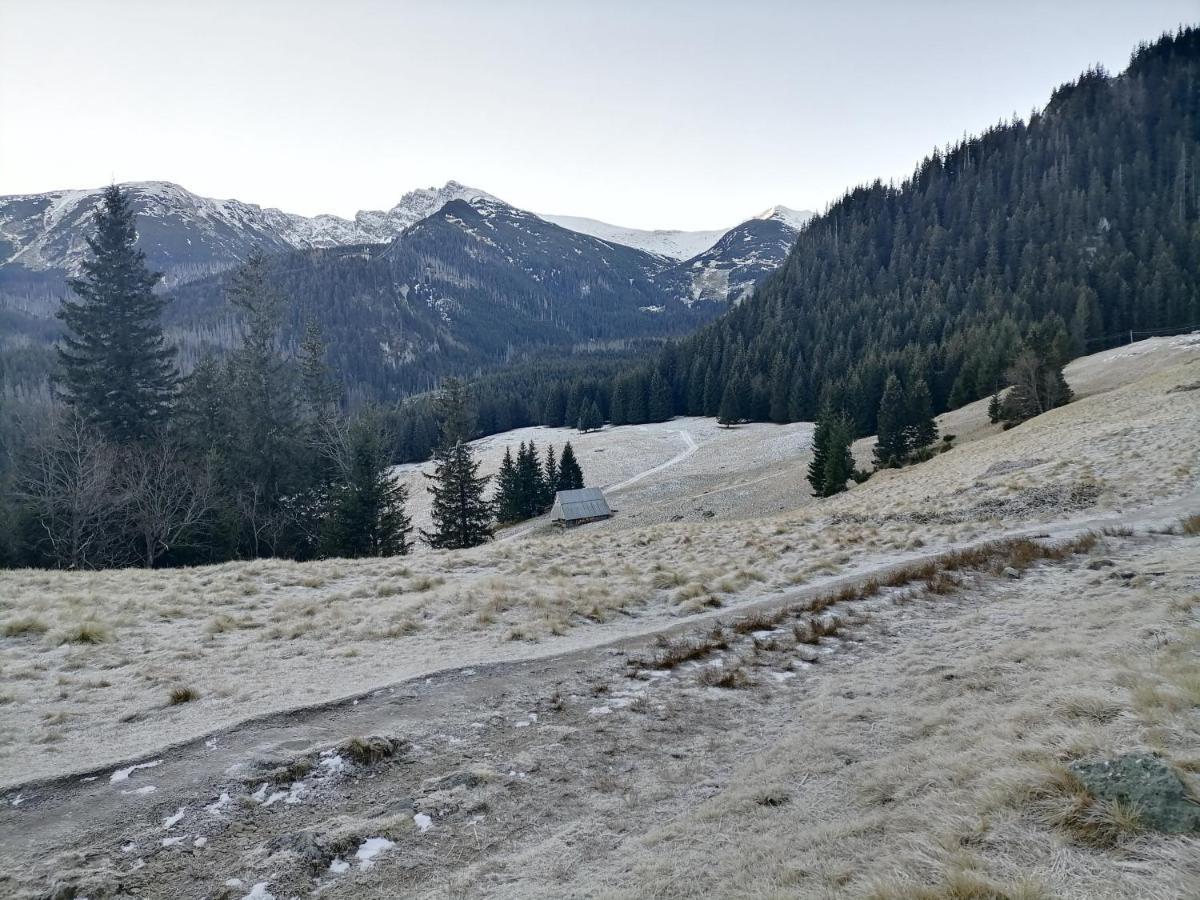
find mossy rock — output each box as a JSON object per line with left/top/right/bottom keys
{"left": 1069, "top": 753, "right": 1200, "bottom": 833}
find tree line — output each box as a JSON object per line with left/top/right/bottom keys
{"left": 0, "top": 188, "right": 590, "bottom": 569}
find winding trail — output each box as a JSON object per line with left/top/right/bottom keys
{"left": 495, "top": 428, "right": 698, "bottom": 542}
{"left": 605, "top": 428, "right": 697, "bottom": 493}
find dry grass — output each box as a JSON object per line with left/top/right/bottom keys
{"left": 0, "top": 345, "right": 1196, "bottom": 790}
{"left": 2, "top": 616, "right": 49, "bottom": 637}
{"left": 341, "top": 735, "right": 403, "bottom": 766}
{"left": 1012, "top": 765, "right": 1144, "bottom": 848}
{"left": 55, "top": 621, "right": 109, "bottom": 645}
{"left": 697, "top": 663, "right": 752, "bottom": 689}
{"left": 167, "top": 685, "right": 200, "bottom": 705}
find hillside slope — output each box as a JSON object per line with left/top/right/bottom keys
{"left": 653, "top": 27, "right": 1200, "bottom": 432}
{"left": 1, "top": 338, "right": 1197, "bottom": 900}
{"left": 1, "top": 334, "right": 1195, "bottom": 788}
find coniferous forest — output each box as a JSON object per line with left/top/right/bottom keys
{"left": 377, "top": 28, "right": 1200, "bottom": 463}
{"left": 1, "top": 28, "right": 1198, "bottom": 567}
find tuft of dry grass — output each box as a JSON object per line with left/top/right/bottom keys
{"left": 2, "top": 616, "right": 49, "bottom": 638}
{"left": 1179, "top": 514, "right": 1200, "bottom": 536}
{"left": 864, "top": 872, "right": 1052, "bottom": 900}
{"left": 341, "top": 735, "right": 403, "bottom": 766}
{"left": 1013, "top": 764, "right": 1144, "bottom": 848}
{"left": 168, "top": 686, "right": 200, "bottom": 705}
{"left": 698, "top": 663, "right": 751, "bottom": 689}
{"left": 56, "top": 621, "right": 109, "bottom": 645}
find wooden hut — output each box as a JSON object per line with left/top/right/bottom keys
{"left": 550, "top": 487, "right": 613, "bottom": 526}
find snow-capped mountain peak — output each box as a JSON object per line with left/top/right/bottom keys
{"left": 753, "top": 205, "right": 813, "bottom": 231}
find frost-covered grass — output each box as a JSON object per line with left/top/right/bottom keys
{"left": 0, "top": 345, "right": 1197, "bottom": 786}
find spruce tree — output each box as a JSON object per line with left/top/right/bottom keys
{"left": 435, "top": 377, "right": 475, "bottom": 447}
{"left": 577, "top": 400, "right": 603, "bottom": 433}
{"left": 822, "top": 415, "right": 855, "bottom": 497}
{"left": 647, "top": 371, "right": 673, "bottom": 423}
{"left": 903, "top": 375, "right": 938, "bottom": 452}
{"left": 299, "top": 319, "right": 338, "bottom": 419}
{"left": 873, "top": 373, "right": 909, "bottom": 468}
{"left": 224, "top": 249, "right": 301, "bottom": 551}
{"left": 493, "top": 447, "right": 522, "bottom": 523}
{"left": 516, "top": 440, "right": 545, "bottom": 519}
{"left": 557, "top": 442, "right": 584, "bottom": 491}
{"left": 422, "top": 441, "right": 493, "bottom": 550}
{"left": 541, "top": 444, "right": 559, "bottom": 510}
{"left": 807, "top": 409, "right": 832, "bottom": 496}
{"left": 808, "top": 405, "right": 855, "bottom": 497}
{"left": 323, "top": 414, "right": 412, "bottom": 557}
{"left": 57, "top": 184, "right": 178, "bottom": 443}
{"left": 717, "top": 376, "right": 747, "bottom": 427}
{"left": 768, "top": 354, "right": 790, "bottom": 424}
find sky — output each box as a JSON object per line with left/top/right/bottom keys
{"left": 0, "top": 1, "right": 1196, "bottom": 230}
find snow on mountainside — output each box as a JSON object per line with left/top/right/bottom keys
{"left": 0, "top": 179, "right": 809, "bottom": 320}
{"left": 0, "top": 180, "right": 496, "bottom": 276}
{"left": 678, "top": 206, "right": 811, "bottom": 305}
{"left": 541, "top": 206, "right": 812, "bottom": 260}
{"left": 537, "top": 215, "right": 725, "bottom": 260}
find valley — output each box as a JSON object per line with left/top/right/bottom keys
{"left": 0, "top": 335, "right": 1196, "bottom": 897}
{"left": 2, "top": 16, "right": 1199, "bottom": 900}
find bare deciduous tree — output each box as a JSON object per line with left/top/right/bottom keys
{"left": 121, "top": 436, "right": 213, "bottom": 568}
{"left": 16, "top": 414, "right": 126, "bottom": 569}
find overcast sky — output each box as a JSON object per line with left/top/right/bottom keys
{"left": 1, "top": 1, "right": 1195, "bottom": 229}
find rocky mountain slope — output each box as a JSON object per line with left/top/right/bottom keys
{"left": 165, "top": 196, "right": 719, "bottom": 395}
{"left": 0, "top": 180, "right": 496, "bottom": 311}
{"left": 0, "top": 180, "right": 808, "bottom": 314}
{"left": 0, "top": 182, "right": 810, "bottom": 396}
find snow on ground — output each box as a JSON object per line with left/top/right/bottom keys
{"left": 0, "top": 337, "right": 1196, "bottom": 787}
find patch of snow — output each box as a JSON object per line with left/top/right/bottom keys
{"left": 318, "top": 752, "right": 349, "bottom": 775}
{"left": 241, "top": 883, "right": 274, "bottom": 900}
{"left": 356, "top": 836, "right": 396, "bottom": 868}
{"left": 329, "top": 858, "right": 350, "bottom": 874}
{"left": 162, "top": 806, "right": 186, "bottom": 829}
{"left": 194, "top": 836, "right": 207, "bottom": 848}
{"left": 413, "top": 812, "right": 433, "bottom": 833}
{"left": 206, "top": 792, "right": 231, "bottom": 814}
{"left": 121, "top": 785, "right": 157, "bottom": 796}
{"left": 161, "top": 836, "right": 184, "bottom": 847}
{"left": 109, "top": 760, "right": 161, "bottom": 783}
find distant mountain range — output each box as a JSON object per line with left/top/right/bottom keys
{"left": 0, "top": 179, "right": 811, "bottom": 397}
{"left": 0, "top": 180, "right": 809, "bottom": 307}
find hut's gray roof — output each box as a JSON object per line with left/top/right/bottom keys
{"left": 551, "top": 487, "right": 612, "bottom": 521}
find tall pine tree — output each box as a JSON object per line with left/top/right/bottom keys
{"left": 577, "top": 400, "right": 603, "bottom": 433}
{"left": 422, "top": 441, "right": 493, "bottom": 550}
{"left": 322, "top": 413, "right": 412, "bottom": 558}
{"left": 57, "top": 185, "right": 178, "bottom": 443}
{"left": 808, "top": 404, "right": 855, "bottom": 497}
{"left": 557, "top": 442, "right": 584, "bottom": 491}
{"left": 873, "top": 374, "right": 909, "bottom": 468}
{"left": 493, "top": 447, "right": 522, "bottom": 524}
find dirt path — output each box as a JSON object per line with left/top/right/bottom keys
{"left": 495, "top": 428, "right": 699, "bottom": 542}
{"left": 2, "top": 490, "right": 1196, "bottom": 900}
{"left": 605, "top": 428, "right": 697, "bottom": 493}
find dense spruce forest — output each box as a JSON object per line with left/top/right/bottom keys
{"left": 448, "top": 28, "right": 1198, "bottom": 442}
{"left": 656, "top": 28, "right": 1200, "bottom": 431}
